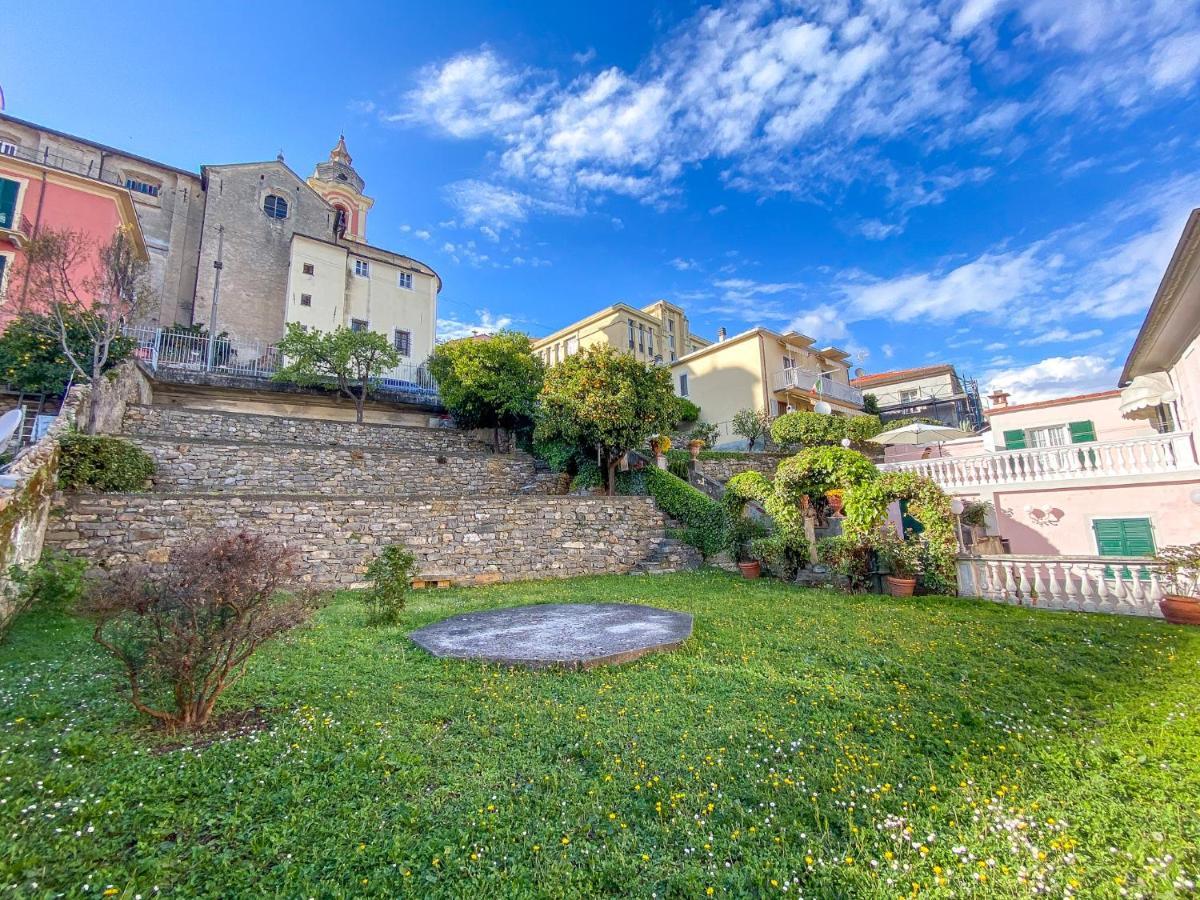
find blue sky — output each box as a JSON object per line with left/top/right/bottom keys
{"left": 5, "top": 0, "right": 1200, "bottom": 401}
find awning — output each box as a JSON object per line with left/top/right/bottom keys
{"left": 1119, "top": 372, "right": 1178, "bottom": 416}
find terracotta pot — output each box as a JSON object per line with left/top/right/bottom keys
{"left": 1160, "top": 594, "right": 1200, "bottom": 625}
{"left": 885, "top": 575, "right": 917, "bottom": 597}
{"left": 738, "top": 561, "right": 762, "bottom": 580}
{"left": 689, "top": 440, "right": 703, "bottom": 460}
{"left": 826, "top": 492, "right": 844, "bottom": 517}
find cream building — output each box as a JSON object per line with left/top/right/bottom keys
{"left": 670, "top": 327, "right": 863, "bottom": 447}
{"left": 532, "top": 299, "right": 711, "bottom": 367}
{"left": 851, "top": 364, "right": 984, "bottom": 431}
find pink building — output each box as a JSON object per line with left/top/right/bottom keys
{"left": 883, "top": 207, "right": 1200, "bottom": 583}
{"left": 0, "top": 149, "right": 146, "bottom": 324}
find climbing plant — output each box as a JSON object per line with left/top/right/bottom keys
{"left": 843, "top": 471, "right": 957, "bottom": 588}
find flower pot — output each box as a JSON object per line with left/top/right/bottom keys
{"left": 738, "top": 561, "right": 761, "bottom": 580}
{"left": 689, "top": 440, "right": 703, "bottom": 461}
{"left": 655, "top": 453, "right": 668, "bottom": 470}
{"left": 1160, "top": 594, "right": 1200, "bottom": 625}
{"left": 885, "top": 575, "right": 917, "bottom": 597}
{"left": 826, "top": 491, "right": 844, "bottom": 517}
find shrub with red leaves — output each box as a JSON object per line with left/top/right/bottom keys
{"left": 79, "top": 531, "right": 312, "bottom": 730}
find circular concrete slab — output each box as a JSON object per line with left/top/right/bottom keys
{"left": 409, "top": 603, "right": 693, "bottom": 669}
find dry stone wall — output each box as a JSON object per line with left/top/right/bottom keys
{"left": 47, "top": 495, "right": 697, "bottom": 587}
{"left": 695, "top": 453, "right": 791, "bottom": 484}
{"left": 133, "top": 438, "right": 539, "bottom": 496}
{"left": 123, "top": 405, "right": 490, "bottom": 453}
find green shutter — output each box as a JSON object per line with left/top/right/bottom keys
{"left": 1068, "top": 420, "right": 1097, "bottom": 443}
{"left": 1002, "top": 428, "right": 1026, "bottom": 450}
{"left": 1094, "top": 518, "right": 1155, "bottom": 580}
{"left": 0, "top": 178, "right": 18, "bottom": 229}
{"left": 1092, "top": 519, "right": 1127, "bottom": 556}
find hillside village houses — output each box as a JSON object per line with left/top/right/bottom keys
{"left": 531, "top": 299, "right": 712, "bottom": 366}
{"left": 0, "top": 113, "right": 439, "bottom": 364}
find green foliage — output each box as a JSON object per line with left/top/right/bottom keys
{"left": 531, "top": 437, "right": 579, "bottom": 474}
{"left": 0, "top": 311, "right": 134, "bottom": 394}
{"left": 57, "top": 433, "right": 154, "bottom": 492}
{"left": 569, "top": 460, "right": 604, "bottom": 492}
{"left": 1156, "top": 542, "right": 1200, "bottom": 597}
{"left": 773, "top": 447, "right": 877, "bottom": 503}
{"left": 361, "top": 545, "right": 417, "bottom": 625}
{"left": 872, "top": 528, "right": 924, "bottom": 578}
{"left": 960, "top": 500, "right": 992, "bottom": 529}
{"left": 274, "top": 324, "right": 401, "bottom": 423}
{"left": 747, "top": 531, "right": 808, "bottom": 580}
{"left": 536, "top": 345, "right": 677, "bottom": 494}
{"left": 731, "top": 407, "right": 773, "bottom": 450}
{"left": 8, "top": 551, "right": 88, "bottom": 610}
{"left": 664, "top": 449, "right": 691, "bottom": 480}
{"left": 673, "top": 396, "right": 701, "bottom": 425}
{"left": 688, "top": 421, "right": 720, "bottom": 447}
{"left": 844, "top": 414, "right": 884, "bottom": 445}
{"left": 2, "top": 573, "right": 1199, "bottom": 895}
{"left": 861, "top": 392, "right": 880, "bottom": 415}
{"left": 817, "top": 534, "right": 875, "bottom": 593}
{"left": 771, "top": 411, "right": 885, "bottom": 449}
{"left": 843, "top": 471, "right": 957, "bottom": 589}
{"left": 884, "top": 415, "right": 942, "bottom": 429}
{"left": 428, "top": 332, "right": 545, "bottom": 442}
{"left": 643, "top": 467, "right": 730, "bottom": 557}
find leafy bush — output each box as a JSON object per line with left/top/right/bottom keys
{"left": 774, "top": 447, "right": 877, "bottom": 504}
{"left": 57, "top": 433, "right": 155, "bottom": 492}
{"left": 1156, "top": 542, "right": 1200, "bottom": 597}
{"left": 8, "top": 551, "right": 88, "bottom": 610}
{"left": 79, "top": 531, "right": 312, "bottom": 730}
{"left": 728, "top": 515, "right": 770, "bottom": 562}
{"left": 817, "top": 534, "right": 875, "bottom": 593}
{"left": 862, "top": 393, "right": 880, "bottom": 415}
{"left": 872, "top": 529, "right": 923, "bottom": 578}
{"left": 748, "top": 532, "right": 808, "bottom": 580}
{"left": 532, "top": 437, "right": 580, "bottom": 474}
{"left": 688, "top": 421, "right": 720, "bottom": 447}
{"left": 844, "top": 415, "right": 885, "bottom": 445}
{"left": 0, "top": 310, "right": 134, "bottom": 395}
{"left": 570, "top": 460, "right": 604, "bottom": 492}
{"left": 673, "top": 396, "right": 701, "bottom": 425}
{"left": 643, "top": 467, "right": 730, "bottom": 557}
{"left": 664, "top": 449, "right": 691, "bottom": 480}
{"left": 731, "top": 408, "right": 773, "bottom": 450}
{"left": 361, "top": 545, "right": 417, "bottom": 624}
{"left": 771, "top": 411, "right": 843, "bottom": 448}
{"left": 960, "top": 500, "right": 991, "bottom": 529}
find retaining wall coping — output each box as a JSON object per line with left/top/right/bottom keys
{"left": 126, "top": 434, "right": 516, "bottom": 458}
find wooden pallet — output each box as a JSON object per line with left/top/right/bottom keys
{"left": 410, "top": 574, "right": 455, "bottom": 590}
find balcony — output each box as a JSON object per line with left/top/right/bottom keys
{"left": 0, "top": 213, "right": 33, "bottom": 248}
{"left": 772, "top": 368, "right": 863, "bottom": 407}
{"left": 881, "top": 431, "right": 1199, "bottom": 489}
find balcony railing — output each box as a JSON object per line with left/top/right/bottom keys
{"left": 956, "top": 554, "right": 1167, "bottom": 618}
{"left": 123, "top": 325, "right": 439, "bottom": 403}
{"left": 771, "top": 368, "right": 863, "bottom": 406}
{"left": 0, "top": 213, "right": 33, "bottom": 246}
{"left": 1, "top": 142, "right": 129, "bottom": 189}
{"left": 881, "top": 432, "right": 1198, "bottom": 488}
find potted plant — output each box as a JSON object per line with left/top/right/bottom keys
{"left": 825, "top": 488, "right": 845, "bottom": 517}
{"left": 1157, "top": 542, "right": 1200, "bottom": 625}
{"left": 730, "top": 518, "right": 765, "bottom": 579}
{"left": 688, "top": 437, "right": 705, "bottom": 460}
{"left": 875, "top": 530, "right": 921, "bottom": 597}
{"left": 960, "top": 500, "right": 991, "bottom": 543}
{"left": 649, "top": 434, "right": 671, "bottom": 469}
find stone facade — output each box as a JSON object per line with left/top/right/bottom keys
{"left": 122, "top": 405, "right": 489, "bottom": 452}
{"left": 48, "top": 495, "right": 697, "bottom": 587}
{"left": 134, "top": 438, "right": 540, "bottom": 496}
{"left": 695, "top": 453, "right": 790, "bottom": 484}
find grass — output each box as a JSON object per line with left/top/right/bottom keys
{"left": 1, "top": 571, "right": 1198, "bottom": 898}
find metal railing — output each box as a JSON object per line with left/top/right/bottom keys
{"left": 124, "top": 325, "right": 439, "bottom": 403}
{"left": 771, "top": 368, "right": 864, "bottom": 406}
{"left": 882, "top": 431, "right": 1199, "bottom": 488}
{"left": 2, "top": 142, "right": 130, "bottom": 189}
{"left": 957, "top": 554, "right": 1168, "bottom": 618}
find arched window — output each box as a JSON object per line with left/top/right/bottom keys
{"left": 264, "top": 194, "right": 288, "bottom": 219}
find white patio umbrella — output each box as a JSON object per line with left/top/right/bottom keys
{"left": 872, "top": 422, "right": 969, "bottom": 447}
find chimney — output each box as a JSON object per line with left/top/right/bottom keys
{"left": 988, "top": 389, "right": 1010, "bottom": 408}
{"left": 717, "top": 327, "right": 726, "bottom": 342}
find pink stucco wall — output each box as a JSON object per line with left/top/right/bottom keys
{"left": 1171, "top": 331, "right": 1200, "bottom": 434}
{"left": 883, "top": 435, "right": 986, "bottom": 463}
{"left": 986, "top": 391, "right": 1160, "bottom": 444}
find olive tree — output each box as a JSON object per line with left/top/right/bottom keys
{"left": 274, "top": 323, "right": 400, "bottom": 423}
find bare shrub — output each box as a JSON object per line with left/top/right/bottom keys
{"left": 79, "top": 531, "right": 312, "bottom": 730}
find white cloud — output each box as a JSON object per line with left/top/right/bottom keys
{"left": 708, "top": 204, "right": 727, "bottom": 215}
{"left": 670, "top": 257, "right": 698, "bottom": 271}
{"left": 414, "top": 229, "right": 431, "bottom": 240}
{"left": 480, "top": 225, "right": 500, "bottom": 242}
{"left": 437, "top": 309, "right": 514, "bottom": 340}
{"left": 881, "top": 343, "right": 895, "bottom": 358}
{"left": 1019, "top": 327, "right": 1104, "bottom": 346}
{"left": 396, "top": 49, "right": 539, "bottom": 138}
{"left": 444, "top": 179, "right": 578, "bottom": 230}
{"left": 858, "top": 218, "right": 903, "bottom": 240}
{"left": 786, "top": 307, "right": 848, "bottom": 342}
{"left": 983, "top": 354, "right": 1119, "bottom": 403}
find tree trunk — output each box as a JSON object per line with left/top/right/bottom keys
{"left": 605, "top": 454, "right": 618, "bottom": 496}
{"left": 354, "top": 388, "right": 365, "bottom": 424}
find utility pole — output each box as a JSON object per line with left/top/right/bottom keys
{"left": 205, "top": 225, "right": 224, "bottom": 370}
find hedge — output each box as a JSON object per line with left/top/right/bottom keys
{"left": 643, "top": 467, "right": 730, "bottom": 558}
{"left": 57, "top": 433, "right": 155, "bottom": 492}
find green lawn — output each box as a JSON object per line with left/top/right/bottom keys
{"left": 2, "top": 572, "right": 1198, "bottom": 898}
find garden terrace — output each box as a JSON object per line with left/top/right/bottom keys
{"left": 1, "top": 572, "right": 1197, "bottom": 897}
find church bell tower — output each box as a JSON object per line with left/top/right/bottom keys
{"left": 308, "top": 134, "right": 374, "bottom": 242}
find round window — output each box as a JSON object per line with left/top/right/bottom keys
{"left": 264, "top": 194, "right": 288, "bottom": 219}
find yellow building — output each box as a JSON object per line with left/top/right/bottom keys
{"left": 531, "top": 299, "right": 711, "bottom": 367}
{"left": 670, "top": 327, "right": 863, "bottom": 447}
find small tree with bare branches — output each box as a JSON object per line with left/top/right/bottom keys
{"left": 78, "top": 531, "right": 312, "bottom": 730}
{"left": 13, "top": 226, "right": 155, "bottom": 432}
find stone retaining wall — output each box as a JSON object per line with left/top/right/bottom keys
{"left": 695, "top": 453, "right": 790, "bottom": 484}
{"left": 122, "top": 405, "right": 489, "bottom": 453}
{"left": 133, "top": 438, "right": 539, "bottom": 496}
{"left": 47, "top": 495, "right": 697, "bottom": 586}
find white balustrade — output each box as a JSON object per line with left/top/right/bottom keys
{"left": 771, "top": 368, "right": 864, "bottom": 406}
{"left": 882, "top": 432, "right": 1198, "bottom": 488}
{"left": 956, "top": 554, "right": 1167, "bottom": 618}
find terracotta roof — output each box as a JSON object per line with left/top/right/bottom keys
{"left": 851, "top": 364, "right": 953, "bottom": 388}
{"left": 984, "top": 389, "right": 1121, "bottom": 416}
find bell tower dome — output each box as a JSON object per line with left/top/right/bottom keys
{"left": 308, "top": 134, "right": 374, "bottom": 242}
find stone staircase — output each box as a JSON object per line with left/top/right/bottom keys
{"left": 48, "top": 405, "right": 700, "bottom": 587}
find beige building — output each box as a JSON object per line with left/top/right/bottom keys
{"left": 851, "top": 363, "right": 984, "bottom": 431}
{"left": 670, "top": 327, "right": 863, "bottom": 447}
{"left": 532, "top": 299, "right": 711, "bottom": 367}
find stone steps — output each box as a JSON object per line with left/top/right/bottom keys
{"left": 128, "top": 436, "right": 541, "bottom": 497}
{"left": 47, "top": 494, "right": 690, "bottom": 588}
{"left": 122, "top": 405, "right": 491, "bottom": 453}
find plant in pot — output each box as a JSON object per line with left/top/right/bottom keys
{"left": 730, "top": 517, "right": 767, "bottom": 579}
{"left": 874, "top": 529, "right": 922, "bottom": 597}
{"left": 960, "top": 500, "right": 991, "bottom": 543}
{"left": 688, "top": 437, "right": 705, "bottom": 460}
{"left": 825, "top": 488, "right": 845, "bottom": 518}
{"left": 1156, "top": 542, "right": 1200, "bottom": 625}
{"left": 649, "top": 434, "right": 672, "bottom": 469}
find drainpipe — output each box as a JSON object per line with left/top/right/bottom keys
{"left": 205, "top": 225, "right": 224, "bottom": 369}
{"left": 16, "top": 170, "right": 49, "bottom": 308}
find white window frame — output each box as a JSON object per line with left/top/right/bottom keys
{"left": 354, "top": 259, "right": 370, "bottom": 278}
{"left": 393, "top": 329, "right": 411, "bottom": 356}
{"left": 566, "top": 337, "right": 579, "bottom": 355}
{"left": 397, "top": 271, "right": 413, "bottom": 290}
{"left": 1026, "top": 424, "right": 1069, "bottom": 449}
{"left": 898, "top": 389, "right": 919, "bottom": 404}
{"left": 679, "top": 373, "right": 689, "bottom": 397}
{"left": 0, "top": 141, "right": 17, "bottom": 157}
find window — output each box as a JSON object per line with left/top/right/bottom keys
{"left": 627, "top": 318, "right": 635, "bottom": 349}
{"left": 1004, "top": 420, "right": 1095, "bottom": 450}
{"left": 302, "top": 262, "right": 314, "bottom": 276}
{"left": 782, "top": 356, "right": 795, "bottom": 370}
{"left": 566, "top": 337, "right": 579, "bottom": 355}
{"left": 1094, "top": 518, "right": 1156, "bottom": 580}
{"left": 354, "top": 259, "right": 370, "bottom": 278}
{"left": 0, "top": 142, "right": 17, "bottom": 157}
{"left": 0, "top": 255, "right": 6, "bottom": 288}
{"left": 638, "top": 323, "right": 645, "bottom": 352}
{"left": 899, "top": 389, "right": 919, "bottom": 404}
{"left": 0, "top": 177, "right": 19, "bottom": 229}
{"left": 669, "top": 334, "right": 676, "bottom": 350}
{"left": 394, "top": 329, "right": 411, "bottom": 356}
{"left": 648, "top": 329, "right": 654, "bottom": 354}
{"left": 679, "top": 374, "right": 689, "bottom": 397}
{"left": 300, "top": 293, "right": 312, "bottom": 307}
{"left": 398, "top": 271, "right": 413, "bottom": 290}
{"left": 668, "top": 319, "right": 675, "bottom": 333}
{"left": 1027, "top": 425, "right": 1069, "bottom": 449}
{"left": 125, "top": 178, "right": 160, "bottom": 197}
{"left": 554, "top": 344, "right": 561, "bottom": 364}
{"left": 263, "top": 194, "right": 288, "bottom": 219}
{"left": 350, "top": 318, "right": 368, "bottom": 332}
{"left": 670, "top": 351, "right": 676, "bottom": 362}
